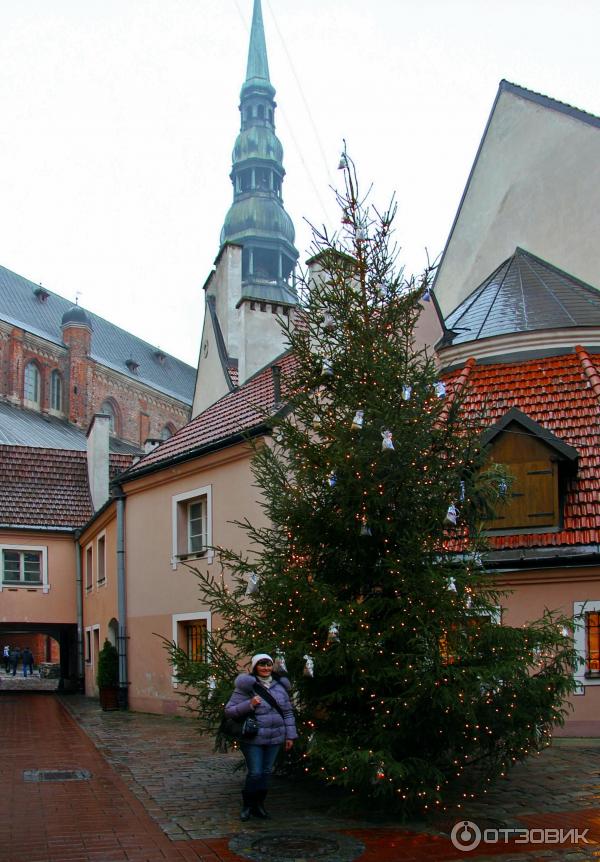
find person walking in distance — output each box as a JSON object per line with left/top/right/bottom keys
{"left": 224, "top": 653, "right": 297, "bottom": 821}
{"left": 22, "top": 647, "right": 34, "bottom": 677}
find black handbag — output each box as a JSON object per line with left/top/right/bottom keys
{"left": 219, "top": 713, "right": 259, "bottom": 741}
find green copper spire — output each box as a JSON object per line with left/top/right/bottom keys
{"left": 220, "top": 0, "right": 298, "bottom": 305}
{"left": 245, "top": 0, "right": 270, "bottom": 86}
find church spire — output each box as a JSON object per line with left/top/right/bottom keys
{"left": 219, "top": 0, "right": 298, "bottom": 305}
{"left": 245, "top": 0, "right": 270, "bottom": 87}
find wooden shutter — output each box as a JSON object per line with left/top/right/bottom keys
{"left": 487, "top": 459, "right": 558, "bottom": 530}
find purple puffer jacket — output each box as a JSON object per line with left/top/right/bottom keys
{"left": 224, "top": 673, "right": 298, "bottom": 746}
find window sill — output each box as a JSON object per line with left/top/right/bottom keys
{"left": 177, "top": 552, "right": 206, "bottom": 562}
{"left": 97, "top": 579, "right": 106, "bottom": 587}
{"left": 0, "top": 582, "right": 48, "bottom": 593}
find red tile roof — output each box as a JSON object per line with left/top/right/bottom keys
{"left": 125, "top": 344, "right": 600, "bottom": 553}
{"left": 0, "top": 447, "right": 132, "bottom": 529}
{"left": 124, "top": 352, "right": 296, "bottom": 477}
{"left": 444, "top": 348, "right": 600, "bottom": 550}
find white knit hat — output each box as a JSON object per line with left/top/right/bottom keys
{"left": 251, "top": 653, "right": 273, "bottom": 671}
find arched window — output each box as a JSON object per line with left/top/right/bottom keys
{"left": 100, "top": 400, "right": 119, "bottom": 436}
{"left": 257, "top": 104, "right": 265, "bottom": 119}
{"left": 24, "top": 362, "right": 41, "bottom": 407}
{"left": 50, "top": 370, "right": 62, "bottom": 412}
{"left": 160, "top": 424, "right": 176, "bottom": 441}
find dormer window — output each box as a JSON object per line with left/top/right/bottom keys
{"left": 154, "top": 349, "right": 166, "bottom": 365}
{"left": 482, "top": 408, "right": 578, "bottom": 533}
{"left": 125, "top": 358, "right": 139, "bottom": 374}
{"left": 34, "top": 285, "right": 49, "bottom": 302}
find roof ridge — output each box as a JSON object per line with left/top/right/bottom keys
{"left": 500, "top": 80, "right": 600, "bottom": 129}
{"left": 438, "top": 357, "right": 476, "bottom": 424}
{"left": 575, "top": 345, "right": 600, "bottom": 405}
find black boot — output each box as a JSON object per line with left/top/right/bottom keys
{"left": 240, "top": 790, "right": 254, "bottom": 821}
{"left": 252, "top": 789, "right": 270, "bottom": 819}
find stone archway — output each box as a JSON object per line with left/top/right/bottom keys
{"left": 0, "top": 623, "right": 77, "bottom": 691}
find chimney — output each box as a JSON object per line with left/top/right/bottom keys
{"left": 86, "top": 413, "right": 110, "bottom": 510}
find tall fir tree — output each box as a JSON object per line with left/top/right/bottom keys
{"left": 169, "top": 153, "right": 578, "bottom": 813}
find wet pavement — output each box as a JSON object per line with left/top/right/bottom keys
{"left": 1, "top": 691, "right": 600, "bottom": 862}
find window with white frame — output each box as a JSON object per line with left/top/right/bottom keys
{"left": 0, "top": 545, "right": 48, "bottom": 591}
{"left": 171, "top": 485, "right": 213, "bottom": 569}
{"left": 50, "top": 370, "right": 63, "bottom": 412}
{"left": 573, "top": 601, "right": 600, "bottom": 687}
{"left": 171, "top": 612, "right": 211, "bottom": 684}
{"left": 24, "top": 362, "right": 41, "bottom": 407}
{"left": 97, "top": 534, "right": 106, "bottom": 585}
{"left": 85, "top": 545, "right": 93, "bottom": 591}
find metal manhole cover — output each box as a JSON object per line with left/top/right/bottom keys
{"left": 229, "top": 831, "right": 364, "bottom": 862}
{"left": 23, "top": 768, "right": 91, "bottom": 782}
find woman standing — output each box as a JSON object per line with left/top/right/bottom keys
{"left": 224, "top": 653, "right": 297, "bottom": 821}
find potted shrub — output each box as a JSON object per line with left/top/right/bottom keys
{"left": 97, "top": 639, "right": 119, "bottom": 710}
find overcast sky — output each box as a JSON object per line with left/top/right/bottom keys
{"left": 1, "top": 0, "right": 599, "bottom": 367}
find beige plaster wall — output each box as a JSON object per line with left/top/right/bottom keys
{"left": 434, "top": 89, "right": 600, "bottom": 317}
{"left": 496, "top": 567, "right": 600, "bottom": 736}
{"left": 122, "top": 442, "right": 265, "bottom": 713}
{"left": 0, "top": 530, "right": 76, "bottom": 623}
{"left": 80, "top": 512, "right": 120, "bottom": 697}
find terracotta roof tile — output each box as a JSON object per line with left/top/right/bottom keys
{"left": 124, "top": 352, "right": 296, "bottom": 476}
{"left": 445, "top": 350, "right": 600, "bottom": 550}
{"left": 0, "top": 447, "right": 132, "bottom": 529}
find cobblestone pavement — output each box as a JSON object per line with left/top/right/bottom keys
{"left": 2, "top": 691, "right": 600, "bottom": 862}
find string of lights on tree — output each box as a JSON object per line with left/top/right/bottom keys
{"left": 164, "top": 148, "right": 580, "bottom": 814}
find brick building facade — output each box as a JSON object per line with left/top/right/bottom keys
{"left": 0, "top": 265, "right": 195, "bottom": 447}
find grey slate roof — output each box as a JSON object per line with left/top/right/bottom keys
{"left": 0, "top": 264, "right": 195, "bottom": 405}
{"left": 444, "top": 248, "right": 600, "bottom": 345}
{"left": 0, "top": 399, "right": 141, "bottom": 454}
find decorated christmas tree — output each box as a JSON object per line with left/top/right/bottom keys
{"left": 169, "top": 152, "right": 578, "bottom": 813}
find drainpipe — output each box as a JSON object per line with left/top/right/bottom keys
{"left": 116, "top": 489, "right": 129, "bottom": 710}
{"left": 74, "top": 531, "right": 84, "bottom": 692}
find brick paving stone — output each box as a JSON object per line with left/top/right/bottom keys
{"left": 4, "top": 692, "right": 600, "bottom": 862}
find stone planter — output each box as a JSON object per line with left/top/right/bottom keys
{"left": 99, "top": 685, "right": 119, "bottom": 711}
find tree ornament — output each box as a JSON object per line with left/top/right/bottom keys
{"left": 274, "top": 650, "right": 287, "bottom": 673}
{"left": 207, "top": 676, "right": 217, "bottom": 698}
{"left": 312, "top": 413, "right": 322, "bottom": 430}
{"left": 360, "top": 516, "right": 372, "bottom": 536}
{"left": 338, "top": 152, "right": 349, "bottom": 170}
{"left": 327, "top": 472, "right": 337, "bottom": 488}
{"left": 375, "top": 762, "right": 386, "bottom": 781}
{"left": 445, "top": 503, "right": 458, "bottom": 525}
{"left": 422, "top": 288, "right": 431, "bottom": 302}
{"left": 245, "top": 573, "right": 260, "bottom": 596}
{"left": 356, "top": 227, "right": 367, "bottom": 241}
{"left": 459, "top": 480, "right": 466, "bottom": 502}
{"left": 402, "top": 384, "right": 412, "bottom": 401}
{"left": 381, "top": 429, "right": 395, "bottom": 451}
{"left": 435, "top": 381, "right": 446, "bottom": 398}
{"left": 322, "top": 311, "right": 335, "bottom": 332}
{"left": 351, "top": 409, "right": 364, "bottom": 430}
{"left": 560, "top": 626, "right": 570, "bottom": 638}
{"left": 498, "top": 479, "right": 508, "bottom": 496}
{"left": 447, "top": 577, "right": 457, "bottom": 592}
{"left": 327, "top": 621, "right": 340, "bottom": 643}
{"left": 303, "top": 654, "right": 315, "bottom": 677}
{"left": 321, "top": 358, "right": 334, "bottom": 378}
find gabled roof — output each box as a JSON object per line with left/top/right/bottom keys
{"left": 481, "top": 406, "right": 578, "bottom": 462}
{"left": 445, "top": 248, "right": 600, "bottom": 344}
{"left": 0, "top": 446, "right": 132, "bottom": 530}
{"left": 0, "top": 400, "right": 140, "bottom": 454}
{"left": 443, "top": 348, "right": 600, "bottom": 551}
{"left": 122, "top": 351, "right": 296, "bottom": 479}
{"left": 0, "top": 264, "right": 195, "bottom": 405}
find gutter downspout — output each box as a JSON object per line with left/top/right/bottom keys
{"left": 74, "top": 531, "right": 84, "bottom": 692}
{"left": 116, "top": 489, "right": 129, "bottom": 709}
